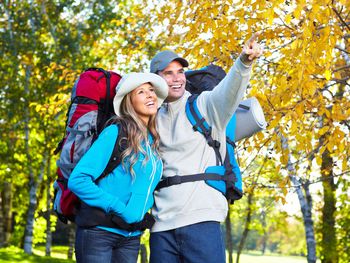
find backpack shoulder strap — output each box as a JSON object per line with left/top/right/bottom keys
{"left": 185, "top": 95, "right": 222, "bottom": 165}
{"left": 96, "top": 122, "right": 127, "bottom": 182}
{"left": 225, "top": 113, "right": 236, "bottom": 148}
{"left": 224, "top": 114, "right": 243, "bottom": 202}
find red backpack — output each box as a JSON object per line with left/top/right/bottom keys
{"left": 53, "top": 68, "right": 122, "bottom": 223}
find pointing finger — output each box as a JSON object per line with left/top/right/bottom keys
{"left": 246, "top": 32, "right": 261, "bottom": 47}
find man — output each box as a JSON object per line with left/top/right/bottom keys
{"left": 150, "top": 34, "right": 262, "bottom": 263}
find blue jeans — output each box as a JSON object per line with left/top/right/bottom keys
{"left": 150, "top": 221, "right": 225, "bottom": 263}
{"left": 75, "top": 227, "right": 141, "bottom": 263}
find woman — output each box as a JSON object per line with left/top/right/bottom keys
{"left": 68, "top": 72, "right": 168, "bottom": 263}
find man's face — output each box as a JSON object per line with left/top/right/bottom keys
{"left": 158, "top": 61, "right": 186, "bottom": 102}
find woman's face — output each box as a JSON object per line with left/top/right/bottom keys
{"left": 130, "top": 83, "right": 158, "bottom": 124}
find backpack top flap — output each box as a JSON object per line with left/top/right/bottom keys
{"left": 72, "top": 69, "right": 122, "bottom": 103}
{"left": 185, "top": 64, "right": 227, "bottom": 94}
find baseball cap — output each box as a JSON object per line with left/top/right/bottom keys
{"left": 150, "top": 50, "right": 189, "bottom": 73}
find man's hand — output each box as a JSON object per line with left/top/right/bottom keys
{"left": 240, "top": 32, "right": 263, "bottom": 66}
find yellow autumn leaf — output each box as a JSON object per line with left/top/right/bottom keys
{"left": 279, "top": 195, "right": 287, "bottom": 205}
{"left": 280, "top": 151, "right": 289, "bottom": 165}
{"left": 326, "top": 142, "right": 333, "bottom": 152}
{"left": 324, "top": 70, "right": 332, "bottom": 81}
{"left": 338, "top": 143, "right": 345, "bottom": 153}
{"left": 293, "top": 6, "right": 302, "bottom": 19}
{"left": 342, "top": 161, "right": 348, "bottom": 171}
{"left": 285, "top": 14, "right": 292, "bottom": 24}
{"left": 268, "top": 9, "right": 274, "bottom": 25}
{"left": 35, "top": 104, "right": 42, "bottom": 113}
{"left": 281, "top": 184, "right": 288, "bottom": 197}
{"left": 295, "top": 103, "right": 304, "bottom": 117}
{"left": 319, "top": 126, "right": 330, "bottom": 136}
{"left": 316, "top": 155, "right": 322, "bottom": 166}
{"left": 274, "top": 195, "right": 280, "bottom": 203}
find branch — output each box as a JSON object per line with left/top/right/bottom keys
{"left": 247, "top": 170, "right": 349, "bottom": 189}
{"left": 238, "top": 136, "right": 272, "bottom": 176}
{"left": 276, "top": 12, "right": 295, "bottom": 31}
{"left": 335, "top": 45, "right": 350, "bottom": 54}
{"left": 332, "top": 7, "right": 350, "bottom": 31}
{"left": 340, "top": 120, "right": 350, "bottom": 130}
{"left": 333, "top": 64, "right": 350, "bottom": 73}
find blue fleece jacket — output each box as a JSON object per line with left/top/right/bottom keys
{"left": 68, "top": 124, "right": 163, "bottom": 237}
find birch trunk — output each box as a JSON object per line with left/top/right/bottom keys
{"left": 225, "top": 205, "right": 233, "bottom": 263}
{"left": 67, "top": 223, "right": 76, "bottom": 259}
{"left": 22, "top": 64, "right": 46, "bottom": 254}
{"left": 139, "top": 243, "right": 148, "bottom": 263}
{"left": 236, "top": 192, "right": 253, "bottom": 263}
{"left": 281, "top": 134, "right": 316, "bottom": 263}
{"left": 260, "top": 210, "right": 267, "bottom": 255}
{"left": 22, "top": 64, "right": 34, "bottom": 254}
{"left": 45, "top": 155, "right": 52, "bottom": 256}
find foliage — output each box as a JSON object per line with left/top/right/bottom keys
{"left": 147, "top": 1, "right": 349, "bottom": 260}
{"left": 149, "top": 0, "right": 350, "bottom": 174}
{"left": 1, "top": 0, "right": 349, "bottom": 260}
{"left": 0, "top": 0, "right": 169, "bottom": 252}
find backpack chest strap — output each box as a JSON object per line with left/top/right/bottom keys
{"left": 155, "top": 172, "right": 234, "bottom": 191}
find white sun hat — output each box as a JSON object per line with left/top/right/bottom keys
{"left": 113, "top": 72, "right": 168, "bottom": 116}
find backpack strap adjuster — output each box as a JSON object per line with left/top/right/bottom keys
{"left": 208, "top": 139, "right": 220, "bottom": 149}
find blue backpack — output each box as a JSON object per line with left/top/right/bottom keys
{"left": 156, "top": 64, "right": 245, "bottom": 202}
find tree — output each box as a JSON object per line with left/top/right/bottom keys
{"left": 0, "top": 0, "right": 168, "bottom": 255}
{"left": 281, "top": 133, "right": 316, "bottom": 263}
{"left": 148, "top": 0, "right": 349, "bottom": 261}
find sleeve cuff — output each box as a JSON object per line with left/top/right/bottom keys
{"left": 109, "top": 198, "right": 126, "bottom": 215}
{"left": 237, "top": 56, "right": 252, "bottom": 70}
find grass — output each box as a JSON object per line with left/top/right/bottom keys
{"left": 0, "top": 246, "right": 74, "bottom": 263}
{"left": 232, "top": 253, "right": 309, "bottom": 263}
{"left": 229, "top": 251, "right": 321, "bottom": 263}
{"left": 33, "top": 245, "right": 75, "bottom": 261}
{"left": 1, "top": 246, "right": 321, "bottom": 263}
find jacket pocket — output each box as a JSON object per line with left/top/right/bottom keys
{"left": 119, "top": 193, "right": 146, "bottom": 224}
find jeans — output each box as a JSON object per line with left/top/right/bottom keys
{"left": 150, "top": 221, "right": 225, "bottom": 263}
{"left": 75, "top": 227, "right": 141, "bottom": 263}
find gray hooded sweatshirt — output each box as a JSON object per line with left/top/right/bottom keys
{"left": 152, "top": 58, "right": 251, "bottom": 232}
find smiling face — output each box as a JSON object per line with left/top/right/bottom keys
{"left": 158, "top": 61, "right": 186, "bottom": 102}
{"left": 130, "top": 82, "right": 158, "bottom": 125}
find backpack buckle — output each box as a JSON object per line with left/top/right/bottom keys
{"left": 208, "top": 139, "right": 220, "bottom": 149}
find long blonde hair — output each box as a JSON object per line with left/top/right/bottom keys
{"left": 106, "top": 91, "right": 160, "bottom": 177}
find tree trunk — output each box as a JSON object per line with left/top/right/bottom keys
{"left": 23, "top": 183, "right": 37, "bottom": 254}
{"left": 225, "top": 205, "right": 233, "bottom": 263}
{"left": 290, "top": 176, "right": 317, "bottom": 263}
{"left": 1, "top": 182, "right": 13, "bottom": 247}
{"left": 320, "top": 149, "right": 338, "bottom": 263}
{"left": 236, "top": 192, "right": 253, "bottom": 263}
{"left": 281, "top": 134, "right": 317, "bottom": 263}
{"left": 318, "top": 32, "right": 346, "bottom": 263}
{"left": 139, "top": 243, "right": 148, "bottom": 263}
{"left": 45, "top": 155, "right": 52, "bottom": 256}
{"left": 23, "top": 158, "right": 46, "bottom": 254}
{"left": 260, "top": 210, "right": 267, "bottom": 255}
{"left": 67, "top": 223, "right": 76, "bottom": 260}
{"left": 23, "top": 64, "right": 34, "bottom": 255}
{"left": 0, "top": 192, "right": 4, "bottom": 247}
